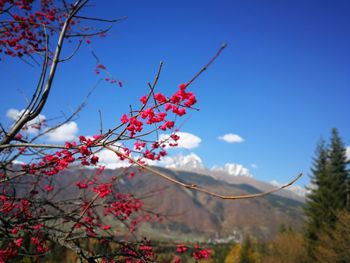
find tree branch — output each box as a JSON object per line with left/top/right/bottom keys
{"left": 105, "top": 145, "right": 303, "bottom": 200}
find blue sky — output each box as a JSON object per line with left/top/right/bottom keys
{"left": 1, "top": 0, "right": 349, "bottom": 188}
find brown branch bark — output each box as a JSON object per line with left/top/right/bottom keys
{"left": 104, "top": 145, "right": 302, "bottom": 200}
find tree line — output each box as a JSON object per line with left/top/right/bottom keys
{"left": 222, "top": 128, "right": 349, "bottom": 263}
{"left": 304, "top": 128, "right": 349, "bottom": 262}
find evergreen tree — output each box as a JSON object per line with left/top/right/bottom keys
{"left": 304, "top": 138, "right": 328, "bottom": 253}
{"left": 239, "top": 236, "right": 252, "bottom": 263}
{"left": 328, "top": 128, "right": 349, "bottom": 212}
{"left": 304, "top": 128, "right": 349, "bottom": 259}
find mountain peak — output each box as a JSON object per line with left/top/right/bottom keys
{"left": 164, "top": 153, "right": 205, "bottom": 170}
{"left": 211, "top": 163, "right": 253, "bottom": 177}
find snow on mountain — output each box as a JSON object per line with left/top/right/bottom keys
{"left": 163, "top": 153, "right": 205, "bottom": 170}
{"left": 270, "top": 180, "right": 307, "bottom": 197}
{"left": 211, "top": 163, "right": 253, "bottom": 177}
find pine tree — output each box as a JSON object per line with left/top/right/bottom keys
{"left": 328, "top": 128, "right": 349, "bottom": 212}
{"left": 304, "top": 128, "right": 349, "bottom": 259}
{"left": 304, "top": 138, "right": 329, "bottom": 255}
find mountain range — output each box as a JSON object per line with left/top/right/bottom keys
{"left": 120, "top": 167, "right": 305, "bottom": 242}
{"left": 51, "top": 165, "right": 304, "bottom": 242}
{"left": 12, "top": 164, "right": 305, "bottom": 242}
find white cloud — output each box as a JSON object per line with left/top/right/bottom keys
{"left": 46, "top": 121, "right": 78, "bottom": 142}
{"left": 6, "top": 108, "right": 21, "bottom": 120}
{"left": 346, "top": 146, "right": 350, "bottom": 161}
{"left": 159, "top": 132, "right": 201, "bottom": 149}
{"left": 251, "top": 164, "right": 258, "bottom": 169}
{"left": 95, "top": 148, "right": 130, "bottom": 169}
{"left": 218, "top": 133, "right": 244, "bottom": 143}
{"left": 6, "top": 108, "right": 46, "bottom": 134}
{"left": 270, "top": 180, "right": 307, "bottom": 197}
{"left": 211, "top": 163, "right": 252, "bottom": 177}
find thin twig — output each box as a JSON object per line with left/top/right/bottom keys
{"left": 98, "top": 109, "right": 103, "bottom": 134}
{"left": 58, "top": 40, "right": 83, "bottom": 62}
{"left": 62, "top": 193, "right": 99, "bottom": 243}
{"left": 186, "top": 42, "right": 227, "bottom": 87}
{"left": 74, "top": 15, "right": 127, "bottom": 23}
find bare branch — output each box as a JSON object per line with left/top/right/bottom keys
{"left": 58, "top": 40, "right": 83, "bottom": 62}
{"left": 105, "top": 145, "right": 303, "bottom": 200}
{"left": 186, "top": 42, "right": 227, "bottom": 87}
{"left": 0, "top": 0, "right": 90, "bottom": 148}
{"left": 74, "top": 15, "right": 127, "bottom": 23}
